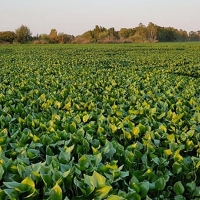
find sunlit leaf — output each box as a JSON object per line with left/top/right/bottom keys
{"left": 94, "top": 185, "right": 112, "bottom": 199}
{"left": 49, "top": 183, "right": 62, "bottom": 200}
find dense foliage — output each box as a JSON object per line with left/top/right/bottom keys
{"left": 0, "top": 22, "right": 200, "bottom": 44}
{"left": 0, "top": 43, "right": 200, "bottom": 199}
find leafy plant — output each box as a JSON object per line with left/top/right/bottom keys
{"left": 0, "top": 42, "right": 200, "bottom": 199}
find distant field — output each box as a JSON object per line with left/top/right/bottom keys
{"left": 0, "top": 43, "right": 200, "bottom": 199}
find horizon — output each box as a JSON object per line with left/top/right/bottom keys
{"left": 1, "top": 0, "right": 200, "bottom": 36}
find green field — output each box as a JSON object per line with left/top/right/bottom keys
{"left": 0, "top": 43, "right": 200, "bottom": 200}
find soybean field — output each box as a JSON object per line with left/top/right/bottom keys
{"left": 0, "top": 43, "right": 200, "bottom": 200}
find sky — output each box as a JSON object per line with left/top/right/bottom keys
{"left": 0, "top": 0, "right": 200, "bottom": 36}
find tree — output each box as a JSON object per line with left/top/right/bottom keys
{"left": 98, "top": 31, "right": 109, "bottom": 41}
{"left": 176, "top": 29, "right": 188, "bottom": 42}
{"left": 57, "top": 33, "right": 74, "bottom": 44}
{"left": 119, "top": 28, "right": 135, "bottom": 39}
{"left": 49, "top": 29, "right": 58, "bottom": 43}
{"left": 165, "top": 27, "right": 178, "bottom": 41}
{"left": 132, "top": 23, "right": 147, "bottom": 42}
{"left": 119, "top": 28, "right": 129, "bottom": 39}
{"left": 15, "top": 25, "right": 32, "bottom": 44}
{"left": 156, "top": 26, "right": 167, "bottom": 42}
{"left": 107, "top": 27, "right": 119, "bottom": 41}
{"left": 147, "top": 22, "right": 157, "bottom": 42}
{"left": 189, "top": 31, "right": 200, "bottom": 41}
{"left": 81, "top": 31, "right": 93, "bottom": 41}
{"left": 0, "top": 31, "right": 16, "bottom": 43}
{"left": 157, "top": 26, "right": 178, "bottom": 42}
{"left": 39, "top": 34, "right": 50, "bottom": 44}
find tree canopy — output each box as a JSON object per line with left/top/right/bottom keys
{"left": 15, "top": 25, "right": 32, "bottom": 44}
{"left": 0, "top": 23, "right": 200, "bottom": 44}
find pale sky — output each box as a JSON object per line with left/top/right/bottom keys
{"left": 0, "top": 0, "right": 200, "bottom": 36}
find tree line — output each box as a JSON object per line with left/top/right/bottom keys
{"left": 0, "top": 23, "right": 200, "bottom": 44}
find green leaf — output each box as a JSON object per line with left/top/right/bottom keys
{"left": 49, "top": 183, "right": 62, "bottom": 200}
{"left": 78, "top": 154, "right": 89, "bottom": 170}
{"left": 42, "top": 135, "right": 53, "bottom": 145}
{"left": 174, "top": 181, "right": 185, "bottom": 195}
{"left": 172, "top": 162, "right": 182, "bottom": 174}
{"left": 63, "top": 169, "right": 71, "bottom": 178}
{"left": 0, "top": 135, "right": 7, "bottom": 145}
{"left": 127, "top": 192, "right": 141, "bottom": 200}
{"left": 155, "top": 177, "right": 166, "bottom": 190}
{"left": 70, "top": 122, "right": 76, "bottom": 132}
{"left": 186, "top": 130, "right": 194, "bottom": 137}
{"left": 27, "top": 149, "right": 39, "bottom": 159}
{"left": 93, "top": 153, "right": 102, "bottom": 165}
{"left": 23, "top": 190, "right": 38, "bottom": 199}
{"left": 77, "top": 127, "right": 85, "bottom": 137}
{"left": 74, "top": 177, "right": 84, "bottom": 191}
{"left": 0, "top": 165, "right": 4, "bottom": 180}
{"left": 4, "top": 189, "right": 18, "bottom": 200}
{"left": 130, "top": 175, "right": 139, "bottom": 184}
{"left": 134, "top": 149, "right": 142, "bottom": 158}
{"left": 94, "top": 185, "right": 112, "bottom": 199}
{"left": 146, "top": 196, "right": 153, "bottom": 200}
{"left": 52, "top": 170, "right": 62, "bottom": 182}
{"left": 21, "top": 176, "right": 35, "bottom": 192}
{"left": 125, "top": 150, "right": 134, "bottom": 163}
{"left": 150, "top": 107, "right": 156, "bottom": 115}
{"left": 17, "top": 164, "right": 25, "bottom": 177}
{"left": 41, "top": 173, "right": 53, "bottom": 187}
{"left": 186, "top": 182, "right": 196, "bottom": 192}
{"left": 73, "top": 114, "right": 81, "bottom": 124}
{"left": 157, "top": 113, "right": 166, "bottom": 120}
{"left": 116, "top": 110, "right": 123, "bottom": 117}
{"left": 174, "top": 195, "right": 186, "bottom": 200}
{"left": 130, "top": 182, "right": 140, "bottom": 193}
{"left": 0, "top": 189, "right": 6, "bottom": 200}
{"left": 92, "top": 171, "right": 106, "bottom": 187}
{"left": 84, "top": 171, "right": 107, "bottom": 188}
{"left": 3, "top": 181, "right": 21, "bottom": 189}
{"left": 193, "top": 186, "right": 200, "bottom": 196}
{"left": 194, "top": 112, "right": 200, "bottom": 123}
{"left": 106, "top": 195, "right": 124, "bottom": 200}
{"left": 31, "top": 170, "right": 41, "bottom": 184}
{"left": 139, "top": 181, "right": 149, "bottom": 198}
{"left": 59, "top": 145, "right": 74, "bottom": 163}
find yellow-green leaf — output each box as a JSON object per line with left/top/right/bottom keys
{"left": 91, "top": 171, "right": 106, "bottom": 187}
{"left": 109, "top": 124, "right": 117, "bottom": 133}
{"left": 174, "top": 149, "right": 183, "bottom": 162}
{"left": 106, "top": 195, "right": 124, "bottom": 200}
{"left": 49, "top": 183, "right": 62, "bottom": 200}
{"left": 94, "top": 185, "right": 112, "bottom": 199}
{"left": 83, "top": 114, "right": 90, "bottom": 123}
{"left": 164, "top": 149, "right": 172, "bottom": 156}
{"left": 21, "top": 176, "right": 35, "bottom": 191}
{"left": 132, "top": 127, "right": 140, "bottom": 137}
